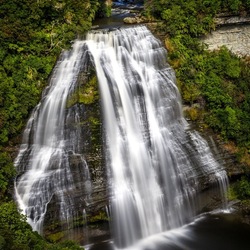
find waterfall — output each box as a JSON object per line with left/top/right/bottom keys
{"left": 86, "top": 26, "right": 228, "bottom": 248}
{"left": 14, "top": 41, "right": 92, "bottom": 233}
{"left": 14, "top": 25, "right": 228, "bottom": 247}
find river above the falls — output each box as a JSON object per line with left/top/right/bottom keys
{"left": 92, "top": 1, "right": 143, "bottom": 29}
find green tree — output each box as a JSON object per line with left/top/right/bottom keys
{"left": 0, "top": 202, "right": 45, "bottom": 249}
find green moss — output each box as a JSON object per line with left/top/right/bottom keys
{"left": 89, "top": 116, "right": 100, "bottom": 127}
{"left": 46, "top": 231, "right": 65, "bottom": 243}
{"left": 81, "top": 75, "right": 99, "bottom": 104}
{"left": 72, "top": 215, "right": 87, "bottom": 227}
{"left": 88, "top": 211, "right": 109, "bottom": 224}
{"left": 227, "top": 186, "right": 238, "bottom": 201}
{"left": 184, "top": 107, "right": 200, "bottom": 121}
{"left": 67, "top": 75, "right": 99, "bottom": 108}
{"left": 79, "top": 87, "right": 97, "bottom": 104}
{"left": 241, "top": 199, "right": 250, "bottom": 207}
{"left": 45, "top": 220, "right": 61, "bottom": 232}
{"left": 66, "top": 92, "right": 79, "bottom": 108}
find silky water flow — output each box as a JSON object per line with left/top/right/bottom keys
{"left": 14, "top": 41, "right": 92, "bottom": 233}
{"left": 86, "top": 26, "right": 228, "bottom": 248}
{"left": 15, "top": 26, "right": 228, "bottom": 248}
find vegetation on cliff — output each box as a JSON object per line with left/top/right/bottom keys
{"left": 144, "top": 0, "right": 250, "bottom": 204}
{"left": 145, "top": 0, "right": 250, "bottom": 171}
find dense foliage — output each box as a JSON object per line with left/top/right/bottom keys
{"left": 0, "top": 0, "right": 100, "bottom": 146}
{"left": 0, "top": 0, "right": 104, "bottom": 248}
{"left": 233, "top": 177, "right": 250, "bottom": 199}
{"left": 0, "top": 201, "right": 82, "bottom": 249}
{"left": 145, "top": 0, "right": 250, "bottom": 167}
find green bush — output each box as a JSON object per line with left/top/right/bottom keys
{"left": 0, "top": 202, "right": 45, "bottom": 249}
{"left": 0, "top": 152, "right": 15, "bottom": 198}
{"left": 0, "top": 201, "right": 83, "bottom": 250}
{"left": 233, "top": 177, "right": 250, "bottom": 200}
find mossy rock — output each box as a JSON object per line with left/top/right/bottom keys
{"left": 88, "top": 210, "right": 109, "bottom": 224}
{"left": 72, "top": 215, "right": 87, "bottom": 227}
{"left": 67, "top": 75, "right": 99, "bottom": 108}
{"left": 46, "top": 231, "right": 65, "bottom": 243}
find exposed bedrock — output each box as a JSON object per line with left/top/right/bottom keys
{"left": 203, "top": 13, "right": 250, "bottom": 57}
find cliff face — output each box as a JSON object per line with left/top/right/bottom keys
{"left": 202, "top": 14, "right": 250, "bottom": 57}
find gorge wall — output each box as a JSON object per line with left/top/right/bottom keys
{"left": 200, "top": 14, "right": 250, "bottom": 178}
{"left": 202, "top": 15, "right": 250, "bottom": 57}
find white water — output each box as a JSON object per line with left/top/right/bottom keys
{"left": 14, "top": 41, "right": 92, "bottom": 233}
{"left": 86, "top": 26, "right": 228, "bottom": 247}
{"left": 15, "top": 25, "right": 228, "bottom": 247}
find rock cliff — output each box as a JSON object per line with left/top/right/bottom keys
{"left": 202, "top": 13, "right": 250, "bottom": 57}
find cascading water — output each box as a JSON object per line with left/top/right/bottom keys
{"left": 15, "top": 25, "right": 229, "bottom": 248}
{"left": 14, "top": 41, "right": 93, "bottom": 233}
{"left": 86, "top": 26, "right": 228, "bottom": 248}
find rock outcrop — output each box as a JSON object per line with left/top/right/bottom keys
{"left": 203, "top": 13, "right": 250, "bottom": 57}
{"left": 215, "top": 13, "right": 250, "bottom": 26}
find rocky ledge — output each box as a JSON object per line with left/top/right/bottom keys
{"left": 215, "top": 12, "right": 250, "bottom": 26}
{"left": 202, "top": 13, "right": 250, "bottom": 57}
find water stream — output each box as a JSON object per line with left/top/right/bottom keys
{"left": 86, "top": 26, "right": 229, "bottom": 248}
